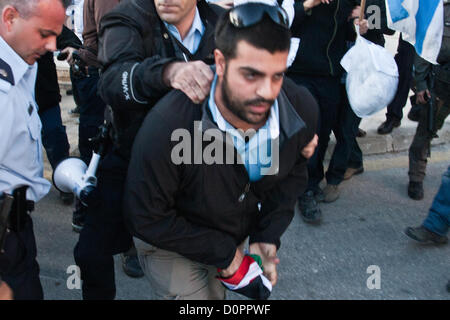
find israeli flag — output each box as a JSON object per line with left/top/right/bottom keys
{"left": 386, "top": 0, "right": 444, "bottom": 64}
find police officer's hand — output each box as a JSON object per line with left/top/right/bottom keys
{"left": 249, "top": 242, "right": 279, "bottom": 286}
{"left": 0, "top": 281, "right": 13, "bottom": 300}
{"left": 163, "top": 61, "right": 214, "bottom": 104}
{"left": 416, "top": 89, "right": 431, "bottom": 105}
{"left": 301, "top": 134, "right": 318, "bottom": 159}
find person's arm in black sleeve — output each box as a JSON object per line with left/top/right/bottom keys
{"left": 249, "top": 79, "right": 319, "bottom": 248}
{"left": 123, "top": 93, "right": 237, "bottom": 269}
{"left": 57, "top": 25, "right": 82, "bottom": 51}
{"left": 291, "top": 0, "right": 323, "bottom": 35}
{"left": 97, "top": 11, "right": 179, "bottom": 112}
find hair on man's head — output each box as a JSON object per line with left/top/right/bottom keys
{"left": 0, "top": 0, "right": 69, "bottom": 18}
{"left": 215, "top": 6, "right": 291, "bottom": 61}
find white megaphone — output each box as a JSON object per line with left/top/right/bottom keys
{"left": 52, "top": 152, "right": 101, "bottom": 206}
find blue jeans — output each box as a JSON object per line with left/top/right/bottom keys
{"left": 423, "top": 166, "right": 450, "bottom": 236}
{"left": 40, "top": 105, "right": 70, "bottom": 170}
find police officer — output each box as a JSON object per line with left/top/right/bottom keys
{"left": 407, "top": 0, "right": 450, "bottom": 201}
{"left": 0, "top": 0, "right": 67, "bottom": 299}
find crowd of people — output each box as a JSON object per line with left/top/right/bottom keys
{"left": 0, "top": 0, "right": 448, "bottom": 300}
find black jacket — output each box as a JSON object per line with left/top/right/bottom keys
{"left": 97, "top": 0, "right": 224, "bottom": 160}
{"left": 123, "top": 78, "right": 319, "bottom": 269}
{"left": 36, "top": 26, "right": 82, "bottom": 114}
{"left": 289, "top": 0, "right": 393, "bottom": 77}
{"left": 289, "top": 0, "right": 358, "bottom": 77}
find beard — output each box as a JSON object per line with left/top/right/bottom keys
{"left": 220, "top": 66, "right": 274, "bottom": 126}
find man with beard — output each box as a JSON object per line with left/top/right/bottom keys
{"left": 123, "top": 3, "right": 318, "bottom": 299}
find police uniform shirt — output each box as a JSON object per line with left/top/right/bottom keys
{"left": 0, "top": 36, "right": 51, "bottom": 202}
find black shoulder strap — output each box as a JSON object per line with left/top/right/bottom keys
{"left": 0, "top": 58, "right": 14, "bottom": 86}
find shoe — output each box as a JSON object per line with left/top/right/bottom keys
{"left": 408, "top": 181, "right": 424, "bottom": 200}
{"left": 72, "top": 210, "right": 86, "bottom": 233}
{"left": 377, "top": 118, "right": 401, "bottom": 135}
{"left": 121, "top": 254, "right": 144, "bottom": 278}
{"left": 407, "top": 105, "right": 421, "bottom": 122}
{"left": 356, "top": 128, "right": 366, "bottom": 138}
{"left": 298, "top": 191, "right": 322, "bottom": 224}
{"left": 322, "top": 184, "right": 340, "bottom": 203}
{"left": 344, "top": 166, "right": 364, "bottom": 180}
{"left": 59, "top": 191, "right": 74, "bottom": 205}
{"left": 404, "top": 226, "right": 448, "bottom": 244}
{"left": 69, "top": 106, "right": 80, "bottom": 115}
{"left": 313, "top": 187, "right": 325, "bottom": 203}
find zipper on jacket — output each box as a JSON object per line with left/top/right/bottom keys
{"left": 238, "top": 183, "right": 251, "bottom": 202}
{"left": 326, "top": 0, "right": 339, "bottom": 76}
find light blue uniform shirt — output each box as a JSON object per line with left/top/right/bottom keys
{"left": 0, "top": 36, "right": 51, "bottom": 202}
{"left": 164, "top": 7, "right": 205, "bottom": 55}
{"left": 208, "top": 76, "right": 280, "bottom": 182}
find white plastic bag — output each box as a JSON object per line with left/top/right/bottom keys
{"left": 340, "top": 28, "right": 399, "bottom": 118}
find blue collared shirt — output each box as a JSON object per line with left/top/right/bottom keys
{"left": 208, "top": 76, "right": 280, "bottom": 182}
{"left": 0, "top": 36, "right": 51, "bottom": 202}
{"left": 164, "top": 7, "right": 205, "bottom": 55}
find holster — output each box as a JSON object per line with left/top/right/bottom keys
{"left": 9, "top": 186, "right": 34, "bottom": 233}
{"left": 0, "top": 194, "right": 14, "bottom": 253}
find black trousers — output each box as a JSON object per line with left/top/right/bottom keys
{"left": 326, "top": 85, "right": 363, "bottom": 185}
{"left": 287, "top": 73, "right": 341, "bottom": 191}
{"left": 72, "top": 67, "right": 106, "bottom": 164}
{"left": 0, "top": 215, "right": 43, "bottom": 300}
{"left": 385, "top": 36, "right": 415, "bottom": 121}
{"left": 73, "top": 151, "right": 133, "bottom": 300}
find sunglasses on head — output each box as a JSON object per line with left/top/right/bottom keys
{"left": 229, "top": 3, "right": 289, "bottom": 29}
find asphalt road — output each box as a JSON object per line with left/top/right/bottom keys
{"left": 35, "top": 144, "right": 450, "bottom": 300}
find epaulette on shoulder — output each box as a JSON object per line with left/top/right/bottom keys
{"left": 0, "top": 58, "right": 14, "bottom": 86}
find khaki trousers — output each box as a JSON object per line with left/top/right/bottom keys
{"left": 133, "top": 237, "right": 226, "bottom": 300}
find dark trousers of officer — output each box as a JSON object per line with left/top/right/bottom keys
{"left": 40, "top": 104, "right": 70, "bottom": 170}
{"left": 287, "top": 73, "right": 341, "bottom": 191}
{"left": 409, "top": 81, "right": 450, "bottom": 183}
{"left": 385, "top": 36, "right": 415, "bottom": 122}
{"left": 73, "top": 151, "right": 133, "bottom": 300}
{"left": 72, "top": 67, "right": 105, "bottom": 164}
{"left": 326, "top": 85, "right": 363, "bottom": 185}
{"left": 0, "top": 215, "right": 43, "bottom": 300}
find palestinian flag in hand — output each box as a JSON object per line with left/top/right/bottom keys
{"left": 218, "top": 254, "right": 272, "bottom": 300}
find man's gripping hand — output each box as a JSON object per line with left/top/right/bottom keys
{"left": 163, "top": 61, "right": 214, "bottom": 104}
{"left": 249, "top": 242, "right": 279, "bottom": 286}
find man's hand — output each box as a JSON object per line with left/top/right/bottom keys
{"left": 219, "top": 247, "right": 245, "bottom": 278}
{"left": 60, "top": 47, "right": 77, "bottom": 64}
{"left": 163, "top": 61, "right": 214, "bottom": 104}
{"left": 249, "top": 243, "right": 279, "bottom": 286}
{"left": 0, "top": 281, "right": 13, "bottom": 300}
{"left": 303, "top": 0, "right": 330, "bottom": 11}
{"left": 213, "top": 0, "right": 234, "bottom": 9}
{"left": 354, "top": 18, "right": 369, "bottom": 35}
{"left": 416, "top": 89, "right": 431, "bottom": 105}
{"left": 350, "top": 6, "right": 369, "bottom": 35}
{"left": 301, "top": 134, "right": 318, "bottom": 159}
